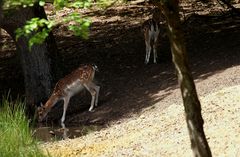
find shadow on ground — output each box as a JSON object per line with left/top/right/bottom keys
{"left": 1, "top": 2, "right": 240, "bottom": 139}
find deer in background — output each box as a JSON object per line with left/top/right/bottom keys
{"left": 142, "top": 7, "right": 165, "bottom": 64}
{"left": 37, "top": 64, "right": 100, "bottom": 125}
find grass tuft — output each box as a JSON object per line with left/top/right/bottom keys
{"left": 0, "top": 94, "right": 48, "bottom": 157}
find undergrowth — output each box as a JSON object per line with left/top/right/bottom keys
{"left": 0, "top": 95, "right": 48, "bottom": 157}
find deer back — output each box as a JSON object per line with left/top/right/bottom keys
{"left": 53, "top": 64, "right": 96, "bottom": 94}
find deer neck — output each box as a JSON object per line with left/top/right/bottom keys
{"left": 43, "top": 94, "right": 60, "bottom": 113}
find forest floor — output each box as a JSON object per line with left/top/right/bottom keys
{"left": 0, "top": 0, "right": 240, "bottom": 156}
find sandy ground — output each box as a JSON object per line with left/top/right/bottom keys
{"left": 39, "top": 1, "right": 240, "bottom": 156}
{"left": 40, "top": 65, "right": 240, "bottom": 157}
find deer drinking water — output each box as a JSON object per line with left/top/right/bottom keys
{"left": 37, "top": 64, "right": 100, "bottom": 125}
{"left": 142, "top": 8, "right": 165, "bottom": 64}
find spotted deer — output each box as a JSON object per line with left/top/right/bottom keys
{"left": 142, "top": 8, "right": 165, "bottom": 64}
{"left": 37, "top": 64, "right": 100, "bottom": 125}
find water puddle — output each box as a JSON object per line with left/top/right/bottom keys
{"left": 33, "top": 124, "right": 104, "bottom": 141}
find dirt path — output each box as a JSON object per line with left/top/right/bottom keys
{"left": 40, "top": 2, "right": 240, "bottom": 155}
{"left": 40, "top": 66, "right": 240, "bottom": 157}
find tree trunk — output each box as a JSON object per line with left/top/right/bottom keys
{"left": 154, "top": 0, "right": 212, "bottom": 156}
{"left": 33, "top": 4, "right": 64, "bottom": 81}
{"left": 0, "top": 6, "right": 61, "bottom": 115}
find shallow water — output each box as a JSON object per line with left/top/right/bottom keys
{"left": 33, "top": 124, "right": 103, "bottom": 141}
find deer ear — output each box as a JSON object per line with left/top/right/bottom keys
{"left": 40, "top": 102, "right": 43, "bottom": 107}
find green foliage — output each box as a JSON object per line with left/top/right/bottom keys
{"left": 63, "top": 12, "right": 91, "bottom": 39}
{"left": 0, "top": 95, "right": 48, "bottom": 157}
{"left": 53, "top": 0, "right": 93, "bottom": 10}
{"left": 3, "top": 0, "right": 45, "bottom": 9}
{"left": 95, "top": 0, "right": 117, "bottom": 8}
{"left": 39, "top": 0, "right": 45, "bottom": 6}
{"left": 69, "top": 0, "right": 92, "bottom": 9}
{"left": 2, "top": 0, "right": 116, "bottom": 48}
{"left": 15, "top": 17, "right": 54, "bottom": 49}
{"left": 53, "top": 0, "right": 68, "bottom": 9}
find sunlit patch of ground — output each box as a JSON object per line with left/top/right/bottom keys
{"left": 40, "top": 85, "right": 240, "bottom": 157}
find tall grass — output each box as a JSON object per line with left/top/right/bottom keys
{"left": 0, "top": 95, "right": 48, "bottom": 157}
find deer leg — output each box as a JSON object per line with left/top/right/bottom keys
{"left": 87, "top": 82, "right": 100, "bottom": 107}
{"left": 84, "top": 84, "right": 97, "bottom": 112}
{"left": 153, "top": 32, "right": 159, "bottom": 64}
{"left": 61, "top": 96, "right": 70, "bottom": 125}
{"left": 145, "top": 44, "right": 151, "bottom": 64}
{"left": 94, "top": 85, "right": 100, "bottom": 107}
{"left": 153, "top": 43, "right": 157, "bottom": 64}
{"left": 145, "top": 34, "right": 151, "bottom": 64}
{"left": 145, "top": 43, "right": 149, "bottom": 64}
{"left": 147, "top": 45, "right": 152, "bottom": 64}
{"left": 61, "top": 122, "right": 68, "bottom": 140}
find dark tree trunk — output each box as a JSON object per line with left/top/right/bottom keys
{"left": 33, "top": 5, "right": 63, "bottom": 81}
{"left": 0, "top": 6, "right": 62, "bottom": 115}
{"left": 153, "top": 0, "right": 212, "bottom": 156}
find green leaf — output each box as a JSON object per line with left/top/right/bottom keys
{"left": 39, "top": 0, "right": 45, "bottom": 6}
{"left": 54, "top": 0, "right": 68, "bottom": 10}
